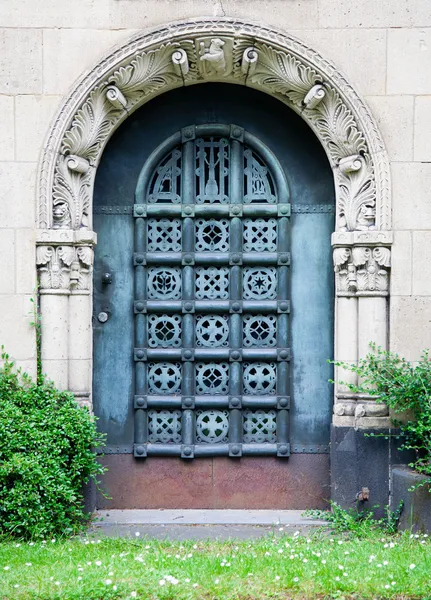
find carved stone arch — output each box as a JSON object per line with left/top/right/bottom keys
{"left": 36, "top": 19, "right": 392, "bottom": 428}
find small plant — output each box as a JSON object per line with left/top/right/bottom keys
{"left": 334, "top": 345, "right": 431, "bottom": 488}
{"left": 305, "top": 500, "right": 404, "bottom": 536}
{"left": 0, "top": 350, "right": 106, "bottom": 539}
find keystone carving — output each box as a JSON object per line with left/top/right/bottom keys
{"left": 334, "top": 246, "right": 391, "bottom": 296}
{"left": 37, "top": 245, "right": 94, "bottom": 291}
{"left": 38, "top": 21, "right": 390, "bottom": 237}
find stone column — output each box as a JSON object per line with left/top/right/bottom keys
{"left": 36, "top": 231, "right": 96, "bottom": 406}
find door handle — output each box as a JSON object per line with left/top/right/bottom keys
{"left": 97, "top": 311, "right": 109, "bottom": 323}
{"left": 102, "top": 272, "right": 112, "bottom": 284}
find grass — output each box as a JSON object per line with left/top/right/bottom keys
{"left": 0, "top": 530, "right": 430, "bottom": 599}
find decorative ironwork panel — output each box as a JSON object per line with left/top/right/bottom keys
{"left": 195, "top": 267, "right": 229, "bottom": 299}
{"left": 147, "top": 219, "right": 182, "bottom": 251}
{"left": 243, "top": 268, "right": 277, "bottom": 299}
{"left": 243, "top": 410, "right": 277, "bottom": 443}
{"left": 196, "top": 410, "right": 229, "bottom": 443}
{"left": 243, "top": 362, "right": 277, "bottom": 395}
{"left": 243, "top": 315, "right": 277, "bottom": 347}
{"left": 148, "top": 148, "right": 182, "bottom": 203}
{"left": 244, "top": 149, "right": 276, "bottom": 203}
{"left": 148, "top": 410, "right": 182, "bottom": 443}
{"left": 195, "top": 138, "right": 229, "bottom": 204}
{"left": 148, "top": 315, "right": 182, "bottom": 348}
{"left": 148, "top": 362, "right": 182, "bottom": 394}
{"left": 196, "top": 362, "right": 230, "bottom": 395}
{"left": 196, "top": 219, "right": 229, "bottom": 251}
{"left": 133, "top": 125, "right": 291, "bottom": 458}
{"left": 147, "top": 268, "right": 182, "bottom": 299}
{"left": 243, "top": 219, "right": 277, "bottom": 251}
{"left": 196, "top": 315, "right": 229, "bottom": 347}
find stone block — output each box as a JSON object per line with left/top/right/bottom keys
{"left": 0, "top": 0, "right": 110, "bottom": 28}
{"left": 0, "top": 95, "right": 14, "bottom": 161}
{"left": 0, "top": 295, "right": 35, "bottom": 359}
{"left": 15, "top": 229, "right": 36, "bottom": 294}
{"left": 292, "top": 28, "right": 387, "bottom": 96}
{"left": 15, "top": 95, "right": 62, "bottom": 162}
{"left": 0, "top": 229, "right": 15, "bottom": 294}
{"left": 391, "top": 231, "right": 412, "bottom": 297}
{"left": 42, "top": 29, "right": 129, "bottom": 95}
{"left": 388, "top": 29, "right": 431, "bottom": 95}
{"left": 390, "top": 296, "right": 431, "bottom": 360}
{"left": 392, "top": 162, "right": 431, "bottom": 230}
{"left": 391, "top": 467, "right": 431, "bottom": 532}
{"left": 42, "top": 359, "right": 69, "bottom": 390}
{"left": 414, "top": 96, "right": 431, "bottom": 162}
{"left": 412, "top": 231, "right": 431, "bottom": 296}
{"left": 0, "top": 163, "right": 37, "bottom": 228}
{"left": 68, "top": 359, "right": 91, "bottom": 393}
{"left": 319, "top": 0, "right": 431, "bottom": 28}
{"left": 365, "top": 96, "right": 414, "bottom": 162}
{"left": 109, "top": 0, "right": 319, "bottom": 30}
{"left": 0, "top": 29, "right": 42, "bottom": 94}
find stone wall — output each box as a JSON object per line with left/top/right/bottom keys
{"left": 1, "top": 0, "right": 430, "bottom": 375}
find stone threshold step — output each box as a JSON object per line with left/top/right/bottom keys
{"left": 93, "top": 509, "right": 326, "bottom": 526}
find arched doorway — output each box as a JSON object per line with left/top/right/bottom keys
{"left": 92, "top": 84, "right": 334, "bottom": 508}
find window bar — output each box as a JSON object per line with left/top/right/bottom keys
{"left": 181, "top": 136, "right": 195, "bottom": 458}
{"left": 277, "top": 208, "right": 291, "bottom": 458}
{"left": 134, "top": 207, "right": 148, "bottom": 456}
{"left": 228, "top": 137, "right": 244, "bottom": 456}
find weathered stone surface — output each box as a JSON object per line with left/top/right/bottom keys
{"left": 15, "top": 95, "right": 62, "bottom": 162}
{"left": 414, "top": 96, "right": 431, "bottom": 161}
{"left": 0, "top": 0, "right": 111, "bottom": 28}
{"left": 365, "top": 96, "right": 414, "bottom": 161}
{"left": 390, "top": 231, "right": 412, "bottom": 297}
{"left": 0, "top": 295, "right": 35, "bottom": 359}
{"left": 15, "top": 229, "right": 36, "bottom": 295}
{"left": 42, "top": 29, "right": 128, "bottom": 95}
{"left": 390, "top": 296, "right": 431, "bottom": 360}
{"left": 110, "top": 0, "right": 319, "bottom": 30}
{"left": 0, "top": 28, "right": 42, "bottom": 94}
{"left": 0, "top": 163, "right": 36, "bottom": 228}
{"left": 388, "top": 29, "right": 431, "bottom": 95}
{"left": 392, "top": 162, "right": 431, "bottom": 230}
{"left": 412, "top": 231, "right": 431, "bottom": 296}
{"left": 295, "top": 28, "right": 387, "bottom": 96}
{"left": 0, "top": 95, "right": 14, "bottom": 161}
{"left": 0, "top": 229, "right": 15, "bottom": 294}
{"left": 319, "top": 0, "right": 431, "bottom": 28}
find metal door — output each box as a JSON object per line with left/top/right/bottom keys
{"left": 93, "top": 83, "right": 334, "bottom": 509}
{"left": 132, "top": 124, "right": 291, "bottom": 459}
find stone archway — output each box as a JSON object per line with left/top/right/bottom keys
{"left": 36, "top": 18, "right": 392, "bottom": 430}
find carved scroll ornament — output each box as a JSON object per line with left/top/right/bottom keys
{"left": 36, "top": 245, "right": 93, "bottom": 291}
{"left": 38, "top": 20, "right": 390, "bottom": 235}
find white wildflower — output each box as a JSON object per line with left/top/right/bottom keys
{"left": 410, "top": 564, "right": 416, "bottom": 570}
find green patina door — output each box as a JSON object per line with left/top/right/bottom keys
{"left": 93, "top": 84, "right": 334, "bottom": 509}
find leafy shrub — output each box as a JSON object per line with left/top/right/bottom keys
{"left": 0, "top": 351, "right": 106, "bottom": 538}
{"left": 305, "top": 501, "right": 404, "bottom": 536}
{"left": 334, "top": 345, "right": 431, "bottom": 486}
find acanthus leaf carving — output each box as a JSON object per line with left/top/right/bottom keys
{"left": 52, "top": 156, "right": 91, "bottom": 230}
{"left": 109, "top": 43, "right": 182, "bottom": 104}
{"left": 61, "top": 88, "right": 122, "bottom": 164}
{"left": 249, "top": 43, "right": 319, "bottom": 107}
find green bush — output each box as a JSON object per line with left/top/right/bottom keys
{"left": 334, "top": 344, "right": 431, "bottom": 486}
{"left": 0, "top": 351, "right": 106, "bottom": 539}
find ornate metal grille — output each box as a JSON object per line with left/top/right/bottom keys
{"left": 133, "top": 124, "right": 291, "bottom": 458}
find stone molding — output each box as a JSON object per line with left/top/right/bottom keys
{"left": 35, "top": 19, "right": 393, "bottom": 428}
{"left": 37, "top": 18, "right": 391, "bottom": 235}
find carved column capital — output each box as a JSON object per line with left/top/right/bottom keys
{"left": 334, "top": 244, "right": 391, "bottom": 297}
{"left": 36, "top": 231, "right": 96, "bottom": 293}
